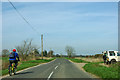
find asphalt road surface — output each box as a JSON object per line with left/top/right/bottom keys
{"left": 2, "top": 58, "right": 99, "bottom": 80}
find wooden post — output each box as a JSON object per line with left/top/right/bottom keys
{"left": 41, "top": 34, "right": 43, "bottom": 59}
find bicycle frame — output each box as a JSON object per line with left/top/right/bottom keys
{"left": 12, "top": 63, "right": 14, "bottom": 70}
{"left": 9, "top": 62, "right": 16, "bottom": 76}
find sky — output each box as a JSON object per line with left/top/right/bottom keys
{"left": 2, "top": 0, "right": 120, "bottom": 2}
{"left": 2, "top": 2, "right": 118, "bottom": 55}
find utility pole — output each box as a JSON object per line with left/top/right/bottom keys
{"left": 50, "top": 48, "right": 51, "bottom": 57}
{"left": 41, "top": 34, "right": 43, "bottom": 59}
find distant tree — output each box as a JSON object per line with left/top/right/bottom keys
{"left": 47, "top": 50, "right": 54, "bottom": 57}
{"left": 43, "top": 50, "right": 47, "bottom": 57}
{"left": 65, "top": 46, "right": 75, "bottom": 58}
{"left": 56, "top": 54, "right": 60, "bottom": 57}
{"left": 60, "top": 53, "right": 63, "bottom": 57}
{"left": 2, "top": 49, "right": 9, "bottom": 56}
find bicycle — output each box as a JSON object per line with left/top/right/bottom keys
{"left": 8, "top": 62, "right": 17, "bottom": 76}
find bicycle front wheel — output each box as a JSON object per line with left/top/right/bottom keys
{"left": 13, "top": 68, "right": 17, "bottom": 75}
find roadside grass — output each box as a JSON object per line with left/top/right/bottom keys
{"left": 1, "top": 58, "right": 55, "bottom": 76}
{"left": 2, "top": 57, "right": 9, "bottom": 61}
{"left": 83, "top": 62, "right": 119, "bottom": 79}
{"left": 23, "top": 58, "right": 55, "bottom": 63}
{"left": 2, "top": 57, "right": 9, "bottom": 70}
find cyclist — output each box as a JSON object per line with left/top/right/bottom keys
{"left": 9, "top": 49, "right": 20, "bottom": 71}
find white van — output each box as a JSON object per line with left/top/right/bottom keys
{"left": 103, "top": 50, "right": 120, "bottom": 64}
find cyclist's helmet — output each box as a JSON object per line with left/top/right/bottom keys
{"left": 13, "top": 49, "right": 16, "bottom": 52}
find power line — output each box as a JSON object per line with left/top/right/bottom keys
{"left": 8, "top": 0, "right": 45, "bottom": 55}
{"left": 8, "top": 0, "right": 40, "bottom": 35}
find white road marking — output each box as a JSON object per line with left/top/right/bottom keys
{"left": 55, "top": 66, "right": 58, "bottom": 69}
{"left": 47, "top": 71, "right": 54, "bottom": 80}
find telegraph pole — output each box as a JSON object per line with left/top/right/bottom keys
{"left": 41, "top": 34, "right": 43, "bottom": 59}
{"left": 50, "top": 51, "right": 51, "bottom": 57}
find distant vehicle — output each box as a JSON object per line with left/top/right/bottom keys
{"left": 102, "top": 50, "right": 120, "bottom": 64}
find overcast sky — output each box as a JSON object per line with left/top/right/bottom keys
{"left": 2, "top": 2, "right": 118, "bottom": 55}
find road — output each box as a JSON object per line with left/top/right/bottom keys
{"left": 2, "top": 58, "right": 98, "bottom": 80}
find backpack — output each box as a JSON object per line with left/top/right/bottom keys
{"left": 9, "top": 52, "right": 15, "bottom": 59}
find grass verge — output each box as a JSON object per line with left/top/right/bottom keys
{"left": 1, "top": 58, "right": 55, "bottom": 76}
{"left": 83, "top": 62, "right": 119, "bottom": 79}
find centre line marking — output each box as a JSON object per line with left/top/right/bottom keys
{"left": 55, "top": 66, "right": 58, "bottom": 69}
{"left": 47, "top": 71, "right": 53, "bottom": 80}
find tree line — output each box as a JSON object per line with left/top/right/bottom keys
{"left": 2, "top": 40, "right": 54, "bottom": 61}
{"left": 2, "top": 40, "right": 102, "bottom": 59}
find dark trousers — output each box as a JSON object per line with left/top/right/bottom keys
{"left": 9, "top": 60, "right": 18, "bottom": 69}
{"left": 104, "top": 59, "right": 106, "bottom": 64}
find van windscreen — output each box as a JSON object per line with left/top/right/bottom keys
{"left": 117, "top": 53, "right": 120, "bottom": 56}
{"left": 109, "top": 51, "right": 115, "bottom": 56}
{"left": 109, "top": 51, "right": 114, "bottom": 53}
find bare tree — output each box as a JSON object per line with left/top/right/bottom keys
{"left": 16, "top": 39, "right": 39, "bottom": 60}
{"left": 2, "top": 49, "right": 9, "bottom": 56}
{"left": 65, "top": 46, "right": 75, "bottom": 58}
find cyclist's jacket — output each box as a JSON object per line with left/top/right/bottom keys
{"left": 9, "top": 52, "right": 19, "bottom": 61}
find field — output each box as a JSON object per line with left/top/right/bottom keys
{"left": 66, "top": 57, "right": 90, "bottom": 63}
{"left": 75, "top": 57, "right": 103, "bottom": 62}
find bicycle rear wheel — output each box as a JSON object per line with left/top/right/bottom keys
{"left": 9, "top": 67, "right": 12, "bottom": 76}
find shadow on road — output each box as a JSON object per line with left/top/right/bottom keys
{"left": 17, "top": 71, "right": 34, "bottom": 75}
